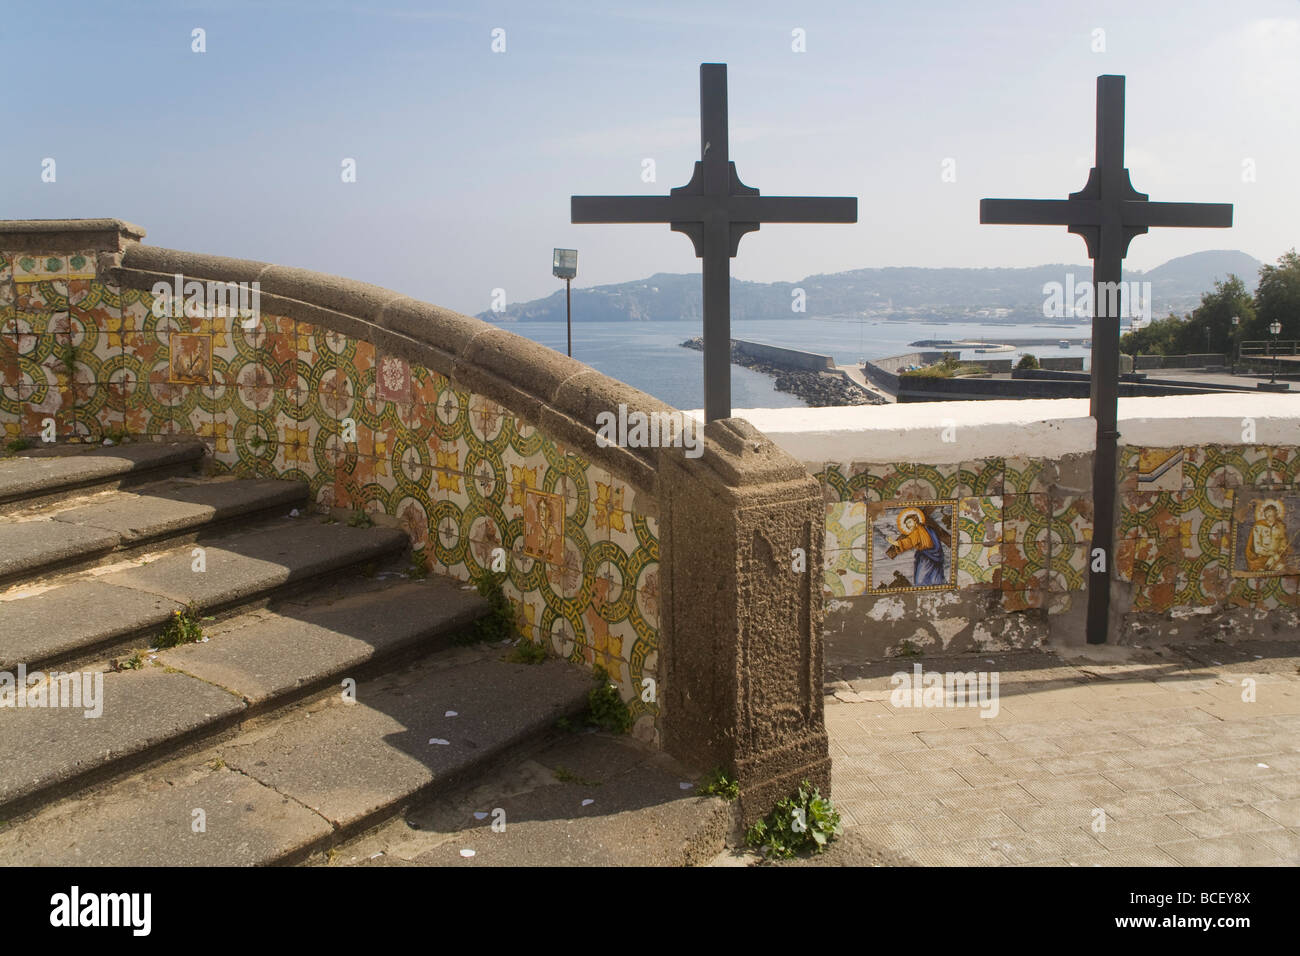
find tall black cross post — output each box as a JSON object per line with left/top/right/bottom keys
{"left": 980, "top": 75, "right": 1232, "bottom": 643}
{"left": 572, "top": 63, "right": 858, "bottom": 422}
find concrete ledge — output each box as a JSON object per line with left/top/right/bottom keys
{"left": 711, "top": 394, "right": 1300, "bottom": 465}
{"left": 0, "top": 219, "right": 145, "bottom": 253}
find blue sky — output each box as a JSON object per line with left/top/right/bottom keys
{"left": 4, "top": 0, "right": 1296, "bottom": 314}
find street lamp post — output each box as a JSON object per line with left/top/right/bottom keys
{"left": 1129, "top": 315, "right": 1143, "bottom": 381}
{"left": 552, "top": 248, "right": 578, "bottom": 357}
{"left": 1270, "top": 320, "right": 1282, "bottom": 385}
{"left": 1231, "top": 315, "right": 1239, "bottom": 373}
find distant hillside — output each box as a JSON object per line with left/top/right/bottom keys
{"left": 479, "top": 250, "right": 1264, "bottom": 325}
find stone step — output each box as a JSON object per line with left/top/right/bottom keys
{"left": 0, "top": 575, "right": 489, "bottom": 821}
{"left": 0, "top": 477, "right": 309, "bottom": 586}
{"left": 0, "top": 440, "right": 204, "bottom": 514}
{"left": 319, "top": 731, "right": 734, "bottom": 867}
{"left": 0, "top": 649, "right": 594, "bottom": 865}
{"left": 0, "top": 517, "right": 410, "bottom": 672}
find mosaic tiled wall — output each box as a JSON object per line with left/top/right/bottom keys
{"left": 814, "top": 458, "right": 1090, "bottom": 616}
{"left": 814, "top": 445, "right": 1300, "bottom": 631}
{"left": 0, "top": 250, "right": 662, "bottom": 740}
{"left": 1118, "top": 445, "right": 1300, "bottom": 613}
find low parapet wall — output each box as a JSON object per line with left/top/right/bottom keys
{"left": 725, "top": 397, "right": 1300, "bottom": 655}
{"left": 0, "top": 219, "right": 829, "bottom": 822}
{"left": 732, "top": 339, "right": 834, "bottom": 372}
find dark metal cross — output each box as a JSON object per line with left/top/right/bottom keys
{"left": 571, "top": 63, "right": 858, "bottom": 422}
{"left": 980, "top": 75, "right": 1232, "bottom": 644}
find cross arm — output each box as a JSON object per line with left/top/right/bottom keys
{"left": 571, "top": 195, "right": 702, "bottom": 224}
{"left": 980, "top": 198, "right": 1100, "bottom": 226}
{"left": 730, "top": 196, "right": 858, "bottom": 223}
{"left": 1124, "top": 201, "right": 1232, "bottom": 229}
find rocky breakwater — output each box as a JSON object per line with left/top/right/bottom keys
{"left": 680, "top": 337, "right": 885, "bottom": 407}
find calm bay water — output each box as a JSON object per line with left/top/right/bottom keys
{"left": 488, "top": 317, "right": 1093, "bottom": 410}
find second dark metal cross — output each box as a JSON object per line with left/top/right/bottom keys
{"left": 572, "top": 63, "right": 858, "bottom": 422}
{"left": 981, "top": 74, "right": 1232, "bottom": 644}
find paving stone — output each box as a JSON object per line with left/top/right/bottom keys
{"left": 1102, "top": 790, "right": 1200, "bottom": 818}
{"left": 1092, "top": 815, "right": 1198, "bottom": 849}
{"left": 1044, "top": 732, "right": 1144, "bottom": 755}
{"left": 1171, "top": 780, "right": 1279, "bottom": 810}
{"left": 952, "top": 757, "right": 1043, "bottom": 787}
{"left": 1249, "top": 827, "right": 1300, "bottom": 861}
{"left": 990, "top": 828, "right": 1106, "bottom": 864}
{"left": 1035, "top": 752, "right": 1137, "bottom": 776}
{"left": 1101, "top": 766, "right": 1202, "bottom": 792}
{"left": 1070, "top": 845, "right": 1181, "bottom": 866}
{"left": 1260, "top": 774, "right": 1300, "bottom": 799}
{"left": 879, "top": 744, "right": 990, "bottom": 771}
{"left": 933, "top": 783, "right": 1037, "bottom": 811}
{"left": 1017, "top": 773, "right": 1125, "bottom": 805}
{"left": 1167, "top": 805, "right": 1285, "bottom": 838}
{"left": 1157, "top": 833, "right": 1284, "bottom": 866}
{"left": 1003, "top": 800, "right": 1106, "bottom": 832}
{"left": 910, "top": 808, "right": 1021, "bottom": 843}
{"left": 867, "top": 768, "right": 973, "bottom": 797}
{"left": 971, "top": 738, "right": 1069, "bottom": 761}
{"left": 901, "top": 838, "right": 1011, "bottom": 866}
{"left": 1253, "top": 798, "right": 1300, "bottom": 828}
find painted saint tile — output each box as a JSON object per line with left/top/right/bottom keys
{"left": 865, "top": 499, "right": 956, "bottom": 592}
{"left": 169, "top": 333, "right": 212, "bottom": 384}
{"left": 523, "top": 487, "right": 565, "bottom": 564}
{"left": 1230, "top": 492, "right": 1300, "bottom": 577}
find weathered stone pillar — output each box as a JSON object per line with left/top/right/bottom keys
{"left": 657, "top": 417, "right": 828, "bottom": 825}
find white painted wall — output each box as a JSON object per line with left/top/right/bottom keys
{"left": 686, "top": 394, "right": 1300, "bottom": 464}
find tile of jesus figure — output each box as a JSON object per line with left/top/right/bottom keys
{"left": 885, "top": 508, "right": 946, "bottom": 587}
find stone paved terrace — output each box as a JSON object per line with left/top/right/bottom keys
{"left": 820, "top": 642, "right": 1300, "bottom": 866}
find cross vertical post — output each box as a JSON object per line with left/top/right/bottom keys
{"left": 980, "top": 75, "right": 1232, "bottom": 643}
{"left": 571, "top": 63, "right": 858, "bottom": 421}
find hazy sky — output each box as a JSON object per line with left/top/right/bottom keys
{"left": 5, "top": 0, "right": 1296, "bottom": 315}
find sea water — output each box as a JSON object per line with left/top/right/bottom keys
{"left": 487, "top": 316, "right": 1093, "bottom": 410}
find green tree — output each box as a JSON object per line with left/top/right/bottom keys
{"left": 1015, "top": 353, "right": 1039, "bottom": 370}
{"left": 1174, "top": 274, "right": 1255, "bottom": 355}
{"left": 1120, "top": 314, "right": 1183, "bottom": 356}
{"left": 1249, "top": 249, "right": 1300, "bottom": 342}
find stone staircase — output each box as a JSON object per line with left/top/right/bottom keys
{"left": 0, "top": 440, "right": 600, "bottom": 864}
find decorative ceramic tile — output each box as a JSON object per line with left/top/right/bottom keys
{"left": 956, "top": 539, "right": 1001, "bottom": 589}
{"left": 865, "top": 499, "right": 956, "bottom": 592}
{"left": 1048, "top": 493, "right": 1093, "bottom": 552}
{"left": 826, "top": 500, "right": 866, "bottom": 552}
{"left": 958, "top": 458, "right": 1005, "bottom": 497}
{"left": 1003, "top": 457, "right": 1051, "bottom": 495}
{"left": 1229, "top": 491, "right": 1300, "bottom": 577}
{"left": 12, "top": 254, "right": 67, "bottom": 282}
{"left": 957, "top": 495, "right": 1002, "bottom": 545}
{"left": 823, "top": 548, "right": 866, "bottom": 597}
{"left": 1001, "top": 589, "right": 1045, "bottom": 612}
{"left": 169, "top": 333, "right": 212, "bottom": 384}
{"left": 374, "top": 353, "right": 411, "bottom": 404}
{"left": 523, "top": 488, "right": 565, "bottom": 564}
